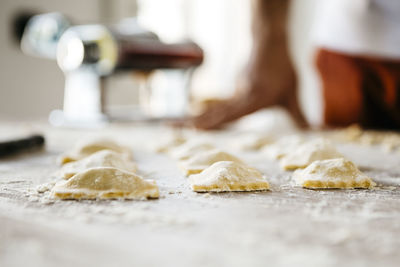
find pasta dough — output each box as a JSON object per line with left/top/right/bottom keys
{"left": 170, "top": 142, "right": 215, "bottom": 161}
{"left": 280, "top": 139, "right": 343, "bottom": 171}
{"left": 263, "top": 135, "right": 305, "bottom": 160}
{"left": 233, "top": 133, "right": 274, "bottom": 151}
{"left": 189, "top": 161, "right": 270, "bottom": 192}
{"left": 155, "top": 135, "right": 186, "bottom": 153}
{"left": 332, "top": 124, "right": 400, "bottom": 152}
{"left": 179, "top": 149, "right": 244, "bottom": 176}
{"left": 51, "top": 167, "right": 159, "bottom": 200}
{"left": 59, "top": 150, "right": 137, "bottom": 180}
{"left": 58, "top": 139, "right": 132, "bottom": 165}
{"left": 292, "top": 158, "right": 376, "bottom": 189}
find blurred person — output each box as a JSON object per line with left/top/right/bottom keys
{"left": 193, "top": 0, "right": 400, "bottom": 130}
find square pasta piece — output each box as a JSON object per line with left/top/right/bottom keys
{"left": 262, "top": 135, "right": 305, "bottom": 160}
{"left": 231, "top": 132, "right": 274, "bottom": 151}
{"left": 51, "top": 167, "right": 159, "bottom": 200}
{"left": 292, "top": 158, "right": 376, "bottom": 189}
{"left": 179, "top": 149, "right": 244, "bottom": 176}
{"left": 280, "top": 138, "right": 343, "bottom": 171}
{"left": 169, "top": 141, "right": 215, "bottom": 161}
{"left": 58, "top": 138, "right": 132, "bottom": 165}
{"left": 189, "top": 161, "right": 270, "bottom": 192}
{"left": 59, "top": 150, "right": 137, "bottom": 179}
{"left": 155, "top": 134, "right": 186, "bottom": 153}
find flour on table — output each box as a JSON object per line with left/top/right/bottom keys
{"left": 58, "top": 139, "right": 132, "bottom": 165}
{"left": 36, "top": 181, "right": 57, "bottom": 193}
{"left": 262, "top": 135, "right": 305, "bottom": 160}
{"left": 169, "top": 141, "right": 215, "bottom": 161}
{"left": 280, "top": 138, "right": 343, "bottom": 171}
{"left": 189, "top": 161, "right": 270, "bottom": 192}
{"left": 292, "top": 158, "right": 376, "bottom": 189}
{"left": 51, "top": 167, "right": 159, "bottom": 200}
{"left": 58, "top": 150, "right": 137, "bottom": 180}
{"left": 179, "top": 149, "right": 244, "bottom": 176}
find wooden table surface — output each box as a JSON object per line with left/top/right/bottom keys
{"left": 1, "top": 121, "right": 400, "bottom": 267}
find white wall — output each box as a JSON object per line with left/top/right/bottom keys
{"left": 290, "top": 0, "right": 322, "bottom": 125}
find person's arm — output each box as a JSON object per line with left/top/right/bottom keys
{"left": 193, "top": 0, "right": 306, "bottom": 129}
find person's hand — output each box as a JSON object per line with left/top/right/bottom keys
{"left": 190, "top": 0, "right": 306, "bottom": 130}
{"left": 192, "top": 38, "right": 306, "bottom": 130}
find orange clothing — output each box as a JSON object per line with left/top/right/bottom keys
{"left": 315, "top": 48, "right": 400, "bottom": 129}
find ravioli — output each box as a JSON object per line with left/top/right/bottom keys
{"left": 263, "top": 135, "right": 305, "bottom": 160}
{"left": 179, "top": 149, "right": 244, "bottom": 176}
{"left": 292, "top": 158, "right": 376, "bottom": 189}
{"left": 189, "top": 161, "right": 270, "bottom": 192}
{"left": 58, "top": 139, "right": 132, "bottom": 165}
{"left": 59, "top": 150, "right": 137, "bottom": 179}
{"left": 233, "top": 133, "right": 274, "bottom": 151}
{"left": 51, "top": 167, "right": 159, "bottom": 200}
{"left": 170, "top": 142, "right": 215, "bottom": 161}
{"left": 155, "top": 135, "right": 186, "bottom": 153}
{"left": 280, "top": 139, "right": 343, "bottom": 171}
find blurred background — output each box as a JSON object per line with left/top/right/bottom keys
{"left": 0, "top": 0, "right": 321, "bottom": 125}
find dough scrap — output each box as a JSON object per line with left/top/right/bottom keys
{"left": 58, "top": 139, "right": 132, "bottom": 165}
{"left": 280, "top": 139, "right": 343, "bottom": 171}
{"left": 51, "top": 167, "right": 159, "bottom": 200}
{"left": 59, "top": 150, "right": 137, "bottom": 180}
{"left": 189, "top": 161, "right": 270, "bottom": 192}
{"left": 292, "top": 158, "right": 376, "bottom": 189}
{"left": 169, "top": 142, "right": 215, "bottom": 161}
{"left": 179, "top": 149, "right": 244, "bottom": 176}
{"left": 263, "top": 135, "right": 305, "bottom": 160}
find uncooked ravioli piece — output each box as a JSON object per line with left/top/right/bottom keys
{"left": 280, "top": 138, "right": 343, "bottom": 171}
{"left": 59, "top": 150, "right": 137, "bottom": 179}
{"left": 292, "top": 158, "right": 376, "bottom": 189}
{"left": 262, "top": 135, "right": 305, "bottom": 160}
{"left": 233, "top": 133, "right": 274, "bottom": 151}
{"left": 51, "top": 167, "right": 159, "bottom": 200}
{"left": 58, "top": 139, "right": 132, "bottom": 165}
{"left": 189, "top": 161, "right": 270, "bottom": 192}
{"left": 155, "top": 134, "right": 186, "bottom": 153}
{"left": 332, "top": 124, "right": 400, "bottom": 152}
{"left": 169, "top": 141, "right": 215, "bottom": 161}
{"left": 179, "top": 149, "right": 244, "bottom": 176}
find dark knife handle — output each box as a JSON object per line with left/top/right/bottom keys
{"left": 0, "top": 135, "right": 45, "bottom": 158}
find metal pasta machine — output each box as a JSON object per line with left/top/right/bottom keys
{"left": 18, "top": 12, "right": 204, "bottom": 126}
